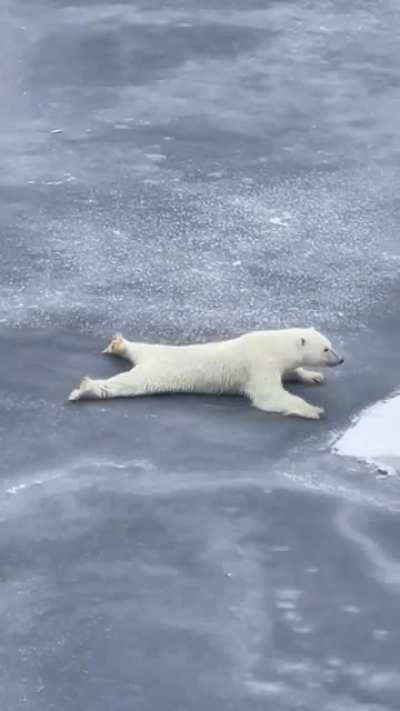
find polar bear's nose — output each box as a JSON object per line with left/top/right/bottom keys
{"left": 328, "top": 349, "right": 344, "bottom": 366}
{"left": 331, "top": 354, "right": 344, "bottom": 366}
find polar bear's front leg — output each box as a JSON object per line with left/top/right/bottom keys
{"left": 284, "top": 367, "right": 324, "bottom": 385}
{"left": 248, "top": 384, "right": 324, "bottom": 419}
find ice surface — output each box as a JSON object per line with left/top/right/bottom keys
{"left": 2, "top": 1, "right": 400, "bottom": 710}
{"left": 1, "top": 0, "right": 400, "bottom": 340}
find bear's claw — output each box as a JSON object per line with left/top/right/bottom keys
{"left": 302, "top": 370, "right": 324, "bottom": 385}
{"left": 311, "top": 374, "right": 324, "bottom": 384}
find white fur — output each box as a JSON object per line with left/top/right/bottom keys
{"left": 68, "top": 328, "right": 343, "bottom": 419}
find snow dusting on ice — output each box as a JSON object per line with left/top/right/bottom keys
{"left": 335, "top": 393, "right": 400, "bottom": 475}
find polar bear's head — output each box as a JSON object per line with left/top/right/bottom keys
{"left": 298, "top": 328, "right": 343, "bottom": 368}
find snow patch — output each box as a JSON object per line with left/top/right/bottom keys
{"left": 335, "top": 393, "right": 400, "bottom": 474}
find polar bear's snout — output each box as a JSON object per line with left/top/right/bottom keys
{"left": 299, "top": 330, "right": 343, "bottom": 368}
{"left": 325, "top": 348, "right": 344, "bottom": 366}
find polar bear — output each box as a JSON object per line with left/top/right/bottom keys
{"left": 68, "top": 328, "right": 343, "bottom": 419}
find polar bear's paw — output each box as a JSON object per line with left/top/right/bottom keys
{"left": 286, "top": 402, "right": 324, "bottom": 419}
{"left": 302, "top": 370, "right": 324, "bottom": 385}
{"left": 102, "top": 334, "right": 126, "bottom": 356}
{"left": 68, "top": 387, "right": 82, "bottom": 402}
{"left": 68, "top": 376, "right": 103, "bottom": 402}
{"left": 299, "top": 403, "right": 324, "bottom": 419}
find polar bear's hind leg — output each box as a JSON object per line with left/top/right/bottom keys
{"left": 68, "top": 369, "right": 146, "bottom": 401}
{"left": 102, "top": 334, "right": 141, "bottom": 365}
{"left": 68, "top": 365, "right": 175, "bottom": 402}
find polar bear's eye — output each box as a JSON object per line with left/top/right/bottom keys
{"left": 323, "top": 348, "right": 329, "bottom": 352}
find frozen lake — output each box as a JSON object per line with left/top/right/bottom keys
{"left": 1, "top": 1, "right": 400, "bottom": 710}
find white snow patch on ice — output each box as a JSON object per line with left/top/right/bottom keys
{"left": 334, "top": 392, "right": 400, "bottom": 474}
